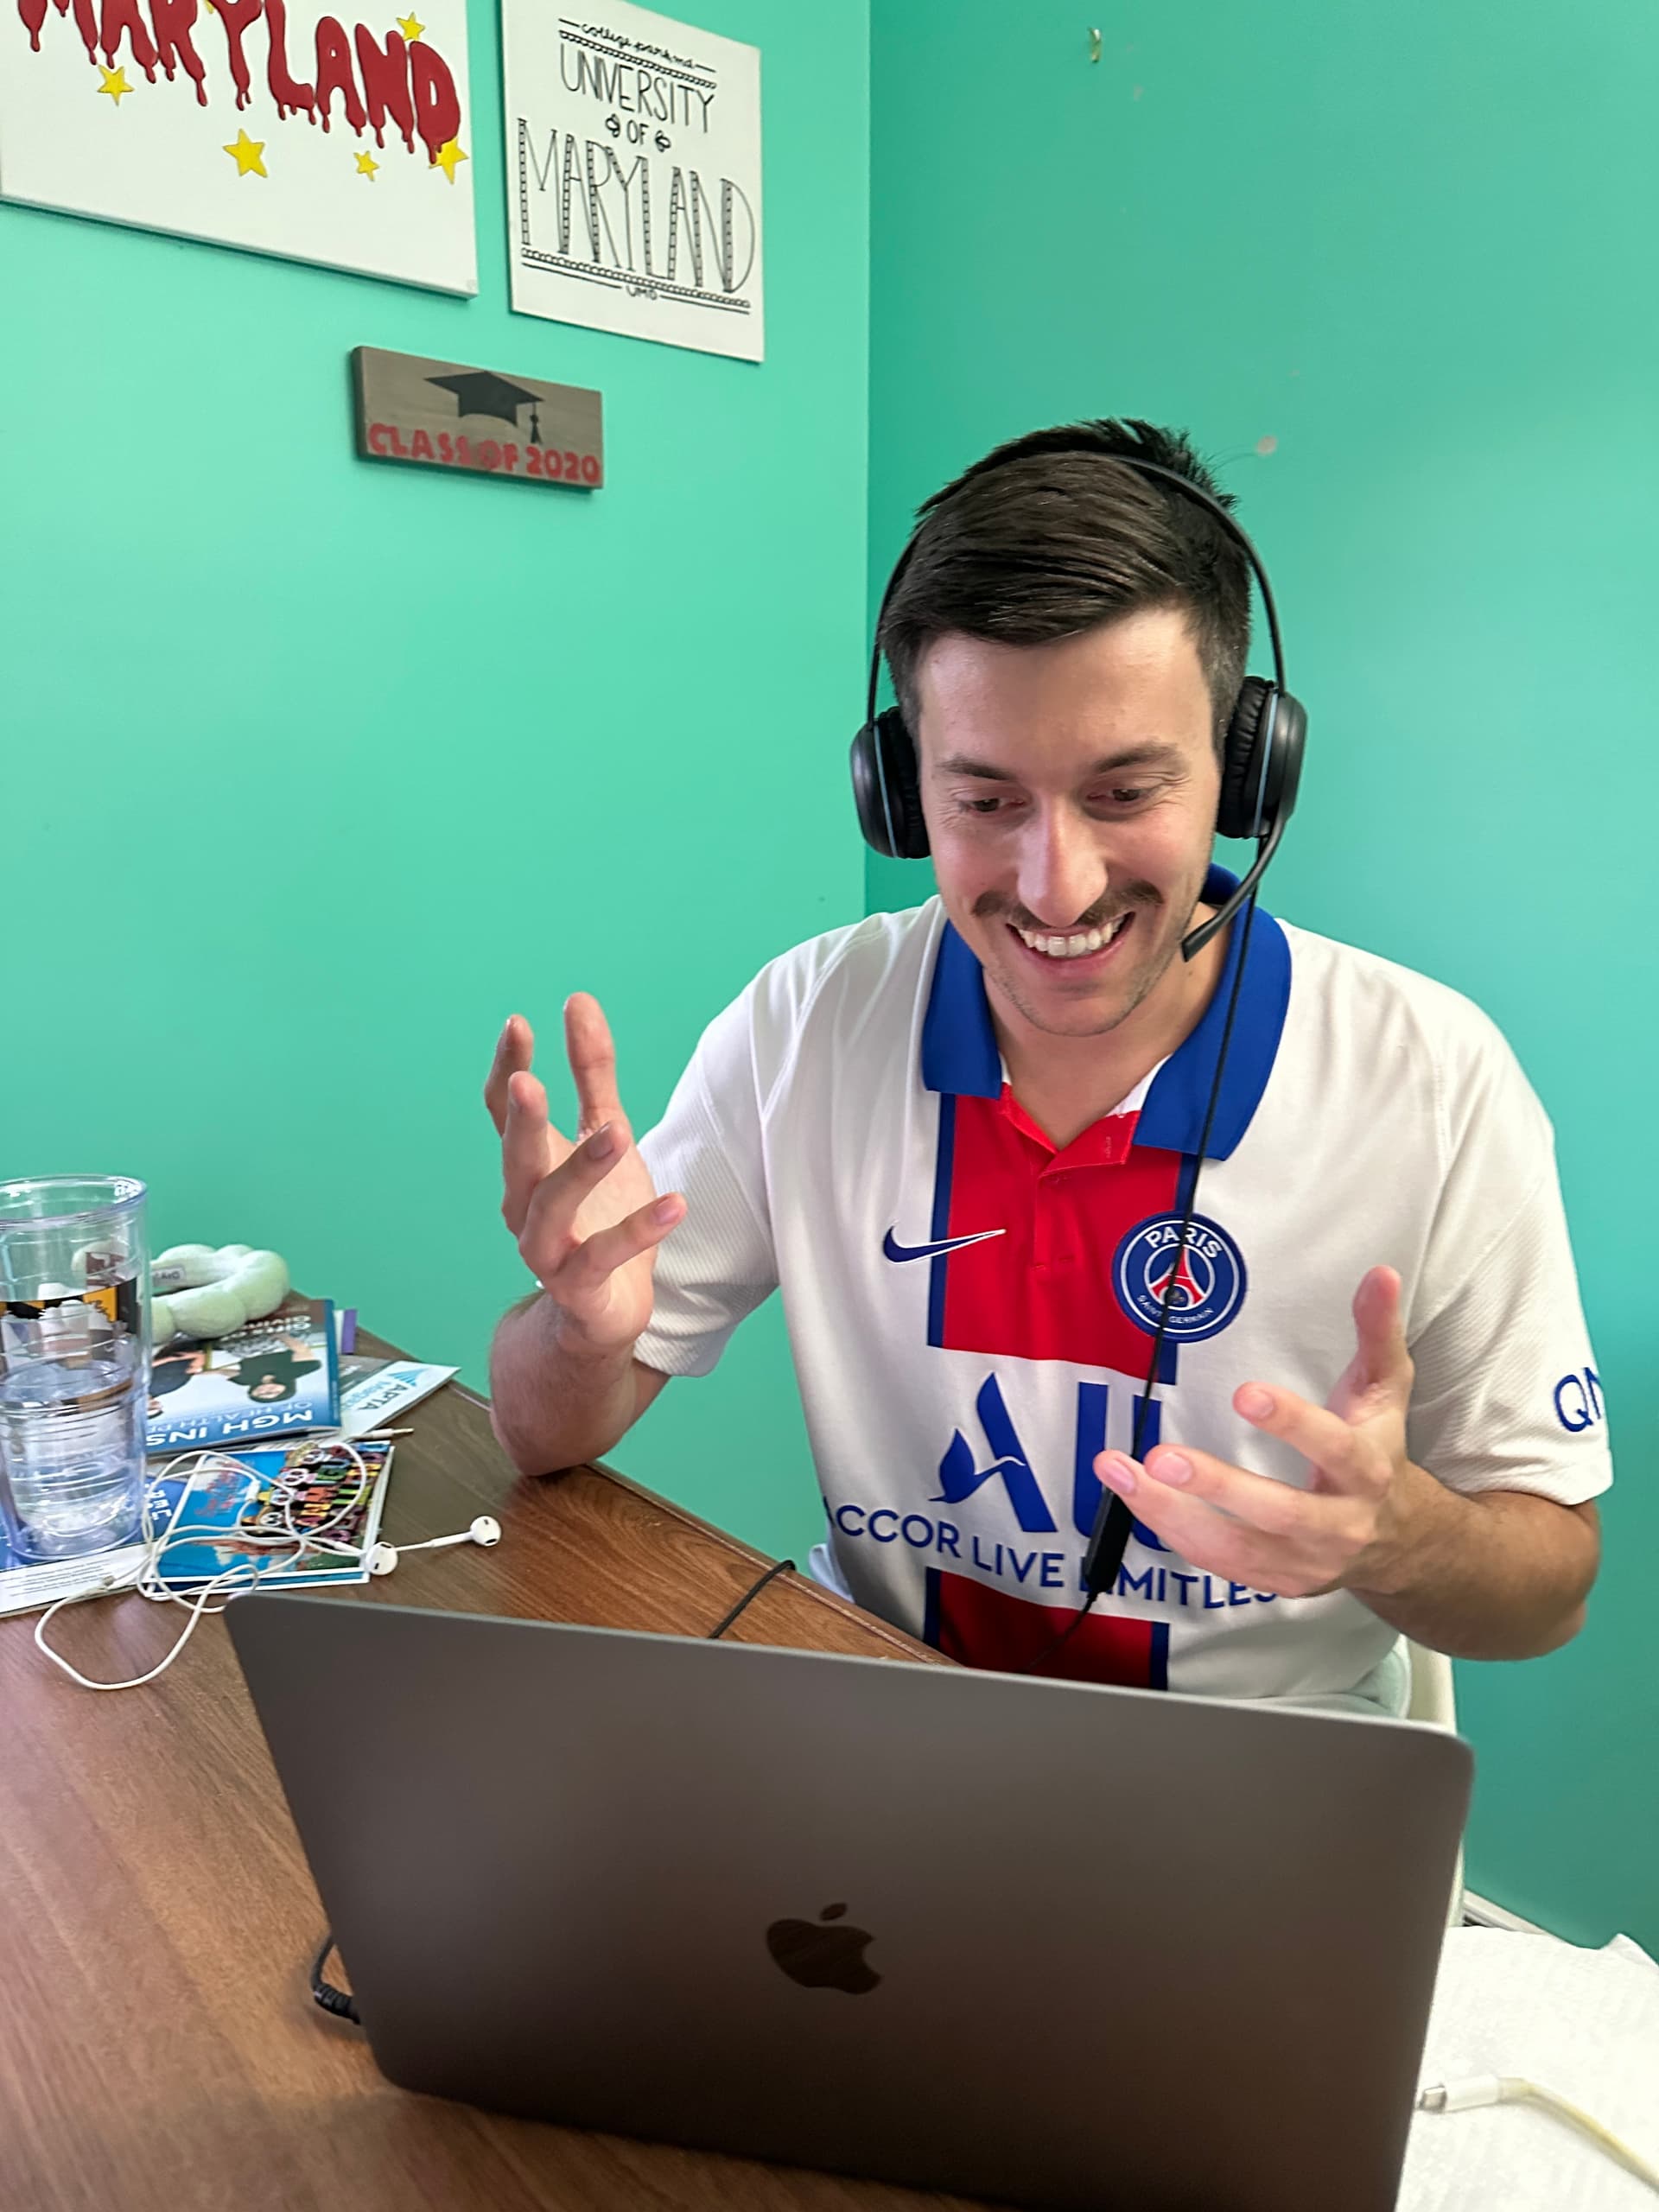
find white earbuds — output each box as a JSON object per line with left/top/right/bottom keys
{"left": 366, "top": 1516, "right": 501, "bottom": 1577}
{"left": 34, "top": 1452, "right": 506, "bottom": 1694}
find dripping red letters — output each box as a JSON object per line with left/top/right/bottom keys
{"left": 16, "top": 0, "right": 461, "bottom": 161}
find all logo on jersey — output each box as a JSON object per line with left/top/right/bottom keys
{"left": 933, "top": 1374, "right": 1058, "bottom": 1532}
{"left": 933, "top": 1373, "right": 1166, "bottom": 1543}
{"left": 1113, "top": 1212, "right": 1248, "bottom": 1343}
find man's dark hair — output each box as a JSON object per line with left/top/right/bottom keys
{"left": 877, "top": 418, "right": 1252, "bottom": 754}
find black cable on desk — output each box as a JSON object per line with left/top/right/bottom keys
{"left": 308, "top": 1556, "right": 801, "bottom": 2029}
{"left": 702, "top": 1554, "right": 798, "bottom": 1641}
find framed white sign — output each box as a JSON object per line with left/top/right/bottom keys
{"left": 504, "top": 1, "right": 762, "bottom": 362}
{"left": 0, "top": 0, "right": 476, "bottom": 293}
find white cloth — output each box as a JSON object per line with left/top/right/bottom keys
{"left": 639, "top": 883, "right": 1611, "bottom": 1700}
{"left": 1402, "top": 1928, "right": 1659, "bottom": 2209}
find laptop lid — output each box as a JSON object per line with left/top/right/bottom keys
{"left": 228, "top": 1592, "right": 1471, "bottom": 2212}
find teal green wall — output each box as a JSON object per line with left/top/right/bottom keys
{"left": 3, "top": 0, "right": 1649, "bottom": 1947}
{"left": 868, "top": 1, "right": 1656, "bottom": 1945}
{"left": 0, "top": 0, "right": 868, "bottom": 1566}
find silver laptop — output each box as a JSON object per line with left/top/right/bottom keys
{"left": 228, "top": 1593, "right": 1470, "bottom": 2212}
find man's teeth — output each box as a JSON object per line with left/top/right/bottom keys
{"left": 1014, "top": 913, "right": 1130, "bottom": 960}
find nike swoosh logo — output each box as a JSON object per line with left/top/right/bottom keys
{"left": 882, "top": 1227, "right": 1007, "bottom": 1264}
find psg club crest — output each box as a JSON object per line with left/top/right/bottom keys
{"left": 1113, "top": 1213, "right": 1248, "bottom": 1344}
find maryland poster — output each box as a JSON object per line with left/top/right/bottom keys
{"left": 0, "top": 0, "right": 476, "bottom": 289}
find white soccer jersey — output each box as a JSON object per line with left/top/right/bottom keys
{"left": 636, "top": 870, "right": 1611, "bottom": 1704}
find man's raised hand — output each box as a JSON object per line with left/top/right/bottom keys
{"left": 485, "top": 995, "right": 684, "bottom": 1359}
{"left": 1090, "top": 1266, "right": 1418, "bottom": 1599}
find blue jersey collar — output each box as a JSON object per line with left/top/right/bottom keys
{"left": 919, "top": 868, "right": 1290, "bottom": 1160}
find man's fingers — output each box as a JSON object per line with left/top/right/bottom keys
{"left": 1094, "top": 1452, "right": 1278, "bottom": 1590}
{"left": 1136, "top": 1442, "right": 1323, "bottom": 1541}
{"left": 510, "top": 1106, "right": 647, "bottom": 1269}
{"left": 1351, "top": 1265, "right": 1413, "bottom": 1396}
{"left": 1096, "top": 1450, "right": 1362, "bottom": 1599}
{"left": 520, "top": 1174, "right": 683, "bottom": 1294}
{"left": 564, "top": 993, "right": 625, "bottom": 1136}
{"left": 554, "top": 1193, "right": 685, "bottom": 1294}
{"left": 1231, "top": 1382, "right": 1385, "bottom": 1496}
{"left": 502, "top": 1069, "right": 572, "bottom": 1235}
{"left": 485, "top": 1014, "right": 535, "bottom": 1137}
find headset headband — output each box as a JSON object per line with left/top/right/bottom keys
{"left": 867, "top": 448, "right": 1287, "bottom": 726}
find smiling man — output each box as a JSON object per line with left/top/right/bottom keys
{"left": 486, "top": 418, "right": 1610, "bottom": 1714}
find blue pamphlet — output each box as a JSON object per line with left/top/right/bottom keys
{"left": 152, "top": 1440, "right": 392, "bottom": 1593}
{"left": 145, "top": 1296, "right": 340, "bottom": 1454}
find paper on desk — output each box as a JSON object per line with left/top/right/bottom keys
{"left": 1397, "top": 1926, "right": 1659, "bottom": 2212}
{"left": 0, "top": 1468, "right": 191, "bottom": 1617}
{"left": 334, "top": 1357, "right": 457, "bottom": 1439}
{"left": 0, "top": 1540, "right": 143, "bottom": 1617}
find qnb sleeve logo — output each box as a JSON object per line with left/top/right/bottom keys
{"left": 1553, "top": 1368, "right": 1605, "bottom": 1434}
{"left": 1112, "top": 1212, "right": 1248, "bottom": 1344}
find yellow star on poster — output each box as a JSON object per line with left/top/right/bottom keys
{"left": 355, "top": 149, "right": 379, "bottom": 180}
{"left": 223, "top": 128, "right": 267, "bottom": 177}
{"left": 396, "top": 11, "right": 423, "bottom": 38}
{"left": 432, "top": 136, "right": 467, "bottom": 182}
{"left": 97, "top": 64, "right": 132, "bottom": 102}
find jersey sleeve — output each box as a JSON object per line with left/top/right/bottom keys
{"left": 632, "top": 986, "right": 778, "bottom": 1378}
{"left": 1404, "top": 1024, "right": 1611, "bottom": 1507}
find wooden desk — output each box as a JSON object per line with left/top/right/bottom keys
{"left": 0, "top": 1336, "right": 976, "bottom": 2212}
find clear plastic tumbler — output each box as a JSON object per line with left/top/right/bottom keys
{"left": 0, "top": 1176, "right": 149, "bottom": 1560}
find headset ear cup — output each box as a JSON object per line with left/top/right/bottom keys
{"left": 1217, "top": 679, "right": 1307, "bottom": 842}
{"left": 851, "top": 705, "right": 930, "bottom": 861}
{"left": 850, "top": 720, "right": 894, "bottom": 855}
{"left": 879, "top": 706, "right": 929, "bottom": 860}
{"left": 1217, "top": 677, "right": 1274, "bottom": 842}
{"left": 1268, "top": 690, "right": 1306, "bottom": 823}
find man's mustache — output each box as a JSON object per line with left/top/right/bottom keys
{"left": 974, "top": 887, "right": 1161, "bottom": 935}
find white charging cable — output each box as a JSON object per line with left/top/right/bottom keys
{"left": 1417, "top": 2075, "right": 1659, "bottom": 2192}
{"left": 32, "top": 1446, "right": 500, "bottom": 1692}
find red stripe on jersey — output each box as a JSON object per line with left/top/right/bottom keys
{"left": 930, "top": 1567, "right": 1169, "bottom": 1688}
{"left": 937, "top": 1088, "right": 1185, "bottom": 1369}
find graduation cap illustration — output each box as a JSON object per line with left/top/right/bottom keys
{"left": 424, "top": 368, "right": 541, "bottom": 432}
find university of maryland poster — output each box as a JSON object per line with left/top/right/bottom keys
{"left": 505, "top": 1, "right": 762, "bottom": 361}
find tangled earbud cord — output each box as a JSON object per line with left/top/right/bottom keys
{"left": 35, "top": 1441, "right": 380, "bottom": 1693}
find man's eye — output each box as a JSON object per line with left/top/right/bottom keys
{"left": 955, "top": 786, "right": 1154, "bottom": 817}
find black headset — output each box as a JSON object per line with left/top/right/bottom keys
{"left": 849, "top": 445, "right": 1307, "bottom": 963}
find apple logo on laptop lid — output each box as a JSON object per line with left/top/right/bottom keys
{"left": 765, "top": 1902, "right": 881, "bottom": 1995}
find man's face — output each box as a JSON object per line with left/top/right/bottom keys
{"left": 915, "top": 607, "right": 1222, "bottom": 1043}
